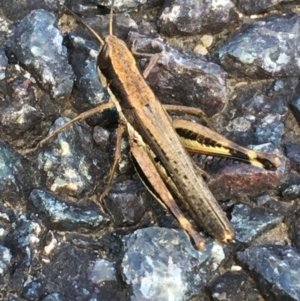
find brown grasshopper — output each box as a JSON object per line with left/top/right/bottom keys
{"left": 24, "top": 2, "right": 281, "bottom": 249}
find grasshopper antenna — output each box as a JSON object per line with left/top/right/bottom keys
{"left": 109, "top": 0, "right": 115, "bottom": 35}
{"left": 58, "top": 1, "right": 105, "bottom": 45}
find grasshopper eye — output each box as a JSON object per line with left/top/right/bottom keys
{"left": 97, "top": 44, "right": 111, "bottom": 70}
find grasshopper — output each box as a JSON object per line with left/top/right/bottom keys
{"left": 24, "top": 2, "right": 281, "bottom": 249}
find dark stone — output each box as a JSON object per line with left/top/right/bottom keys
{"left": 236, "top": 0, "right": 293, "bottom": 15}
{"left": 158, "top": 0, "right": 240, "bottom": 36}
{"left": 29, "top": 189, "right": 110, "bottom": 231}
{"left": 0, "top": 141, "right": 37, "bottom": 204}
{"left": 5, "top": 9, "right": 74, "bottom": 99}
{"left": 90, "top": 0, "right": 163, "bottom": 11}
{"left": 217, "top": 15, "right": 300, "bottom": 78}
{"left": 0, "top": 245, "right": 12, "bottom": 277}
{"left": 207, "top": 145, "right": 284, "bottom": 199}
{"left": 42, "top": 245, "right": 126, "bottom": 301}
{"left": 237, "top": 245, "right": 300, "bottom": 301}
{"left": 122, "top": 227, "right": 226, "bottom": 301}
{"left": 104, "top": 179, "right": 148, "bottom": 227}
{"left": 231, "top": 203, "right": 283, "bottom": 243}
{"left": 279, "top": 173, "right": 300, "bottom": 201}
{"left": 290, "top": 96, "right": 300, "bottom": 125}
{"left": 208, "top": 271, "right": 263, "bottom": 301}
{"left": 42, "top": 292, "right": 66, "bottom": 301}
{"left": 285, "top": 143, "right": 300, "bottom": 172}
{"left": 36, "top": 117, "right": 108, "bottom": 197}
{"left": 22, "top": 280, "right": 46, "bottom": 301}
{"left": 288, "top": 209, "right": 300, "bottom": 250}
